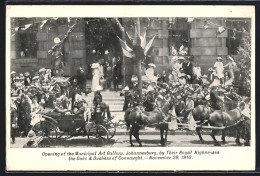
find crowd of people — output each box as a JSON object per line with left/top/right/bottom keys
{"left": 10, "top": 67, "right": 112, "bottom": 144}
{"left": 121, "top": 55, "right": 250, "bottom": 123}
{"left": 10, "top": 53, "right": 250, "bottom": 145}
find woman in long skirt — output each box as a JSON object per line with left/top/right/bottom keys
{"left": 224, "top": 55, "right": 236, "bottom": 82}
{"left": 91, "top": 63, "right": 101, "bottom": 92}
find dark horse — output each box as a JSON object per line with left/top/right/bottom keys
{"left": 207, "top": 97, "right": 250, "bottom": 146}
{"left": 124, "top": 99, "right": 173, "bottom": 147}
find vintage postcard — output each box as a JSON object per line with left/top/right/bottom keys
{"left": 6, "top": 5, "right": 255, "bottom": 171}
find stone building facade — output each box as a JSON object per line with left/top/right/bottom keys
{"left": 10, "top": 17, "right": 249, "bottom": 84}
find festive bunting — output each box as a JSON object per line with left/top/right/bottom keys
{"left": 187, "top": 18, "right": 194, "bottom": 23}
{"left": 117, "top": 36, "right": 133, "bottom": 52}
{"left": 122, "top": 47, "right": 134, "bottom": 58}
{"left": 144, "top": 33, "right": 157, "bottom": 56}
{"left": 204, "top": 21, "right": 209, "bottom": 29}
{"left": 20, "top": 24, "right": 32, "bottom": 30}
{"left": 40, "top": 20, "right": 48, "bottom": 29}
{"left": 218, "top": 26, "right": 226, "bottom": 34}
{"left": 140, "top": 29, "right": 146, "bottom": 49}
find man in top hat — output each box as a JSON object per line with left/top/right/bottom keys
{"left": 143, "top": 85, "right": 155, "bottom": 111}
{"left": 24, "top": 72, "right": 31, "bottom": 86}
{"left": 182, "top": 56, "right": 194, "bottom": 84}
{"left": 121, "top": 86, "right": 133, "bottom": 111}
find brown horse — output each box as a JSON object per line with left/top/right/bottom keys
{"left": 208, "top": 98, "right": 249, "bottom": 146}
{"left": 191, "top": 105, "right": 213, "bottom": 143}
{"left": 124, "top": 98, "right": 173, "bottom": 147}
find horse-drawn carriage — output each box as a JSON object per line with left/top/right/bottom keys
{"left": 124, "top": 95, "right": 251, "bottom": 147}
{"left": 31, "top": 111, "right": 116, "bottom": 143}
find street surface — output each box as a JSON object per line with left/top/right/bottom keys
{"left": 10, "top": 128, "right": 247, "bottom": 148}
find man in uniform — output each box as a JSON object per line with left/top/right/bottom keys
{"left": 143, "top": 85, "right": 155, "bottom": 111}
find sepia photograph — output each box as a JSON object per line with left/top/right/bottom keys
{"left": 6, "top": 5, "right": 255, "bottom": 171}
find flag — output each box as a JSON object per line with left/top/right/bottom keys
{"left": 140, "top": 29, "right": 146, "bottom": 49}
{"left": 187, "top": 18, "right": 194, "bottom": 22}
{"left": 125, "top": 31, "right": 133, "bottom": 48}
{"left": 122, "top": 47, "right": 134, "bottom": 58}
{"left": 40, "top": 20, "right": 48, "bottom": 29}
{"left": 133, "top": 25, "right": 139, "bottom": 45}
{"left": 21, "top": 24, "right": 32, "bottom": 30}
{"left": 218, "top": 26, "right": 226, "bottom": 34}
{"left": 144, "top": 33, "right": 157, "bottom": 56}
{"left": 117, "top": 36, "right": 133, "bottom": 52}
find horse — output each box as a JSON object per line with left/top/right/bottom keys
{"left": 207, "top": 97, "right": 250, "bottom": 146}
{"left": 191, "top": 104, "right": 213, "bottom": 143}
{"left": 124, "top": 97, "right": 174, "bottom": 147}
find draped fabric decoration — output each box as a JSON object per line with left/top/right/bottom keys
{"left": 187, "top": 18, "right": 194, "bottom": 23}
{"left": 48, "top": 18, "right": 80, "bottom": 56}
{"left": 115, "top": 18, "right": 157, "bottom": 59}
{"left": 218, "top": 26, "right": 226, "bottom": 34}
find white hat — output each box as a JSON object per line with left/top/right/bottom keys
{"left": 92, "top": 49, "right": 96, "bottom": 53}
{"left": 24, "top": 72, "right": 30, "bottom": 76}
{"left": 123, "top": 86, "right": 129, "bottom": 91}
{"left": 91, "top": 63, "right": 99, "bottom": 68}
{"left": 178, "top": 73, "right": 186, "bottom": 78}
{"left": 27, "top": 130, "right": 36, "bottom": 140}
{"left": 217, "top": 56, "right": 223, "bottom": 60}
{"left": 178, "top": 57, "right": 185, "bottom": 61}
{"left": 75, "top": 94, "right": 83, "bottom": 101}
{"left": 39, "top": 68, "right": 46, "bottom": 72}
{"left": 11, "top": 71, "right": 16, "bottom": 75}
{"left": 147, "top": 85, "right": 154, "bottom": 92}
{"left": 46, "top": 69, "right": 51, "bottom": 73}
{"left": 205, "top": 95, "right": 210, "bottom": 100}
{"left": 197, "top": 94, "right": 203, "bottom": 99}
{"left": 104, "top": 50, "right": 109, "bottom": 54}
{"left": 32, "top": 76, "right": 40, "bottom": 80}
{"left": 95, "top": 85, "right": 103, "bottom": 91}
{"left": 157, "top": 94, "right": 163, "bottom": 100}
{"left": 228, "top": 56, "right": 234, "bottom": 62}
{"left": 202, "top": 75, "right": 208, "bottom": 79}
{"left": 148, "top": 63, "right": 156, "bottom": 68}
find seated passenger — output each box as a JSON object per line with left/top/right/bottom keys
{"left": 91, "top": 96, "right": 111, "bottom": 125}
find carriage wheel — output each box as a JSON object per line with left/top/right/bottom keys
{"left": 32, "top": 120, "right": 58, "bottom": 141}
{"left": 104, "top": 121, "right": 116, "bottom": 139}
{"left": 86, "top": 124, "right": 108, "bottom": 140}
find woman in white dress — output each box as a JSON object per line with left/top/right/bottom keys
{"left": 224, "top": 55, "right": 236, "bottom": 82}
{"left": 146, "top": 63, "right": 157, "bottom": 83}
{"left": 91, "top": 63, "right": 101, "bottom": 92}
{"left": 214, "top": 57, "right": 224, "bottom": 82}
{"left": 30, "top": 95, "right": 43, "bottom": 126}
